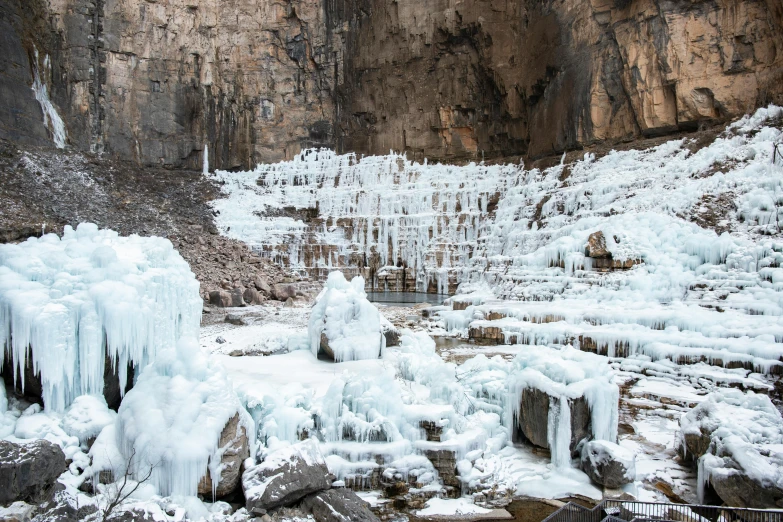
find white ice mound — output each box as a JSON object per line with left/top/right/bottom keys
{"left": 507, "top": 346, "right": 619, "bottom": 467}
{"left": 0, "top": 223, "right": 201, "bottom": 412}
{"left": 62, "top": 394, "right": 116, "bottom": 444}
{"left": 308, "top": 272, "right": 384, "bottom": 362}
{"left": 681, "top": 389, "right": 783, "bottom": 504}
{"left": 113, "top": 338, "right": 254, "bottom": 497}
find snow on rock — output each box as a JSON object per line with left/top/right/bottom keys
{"left": 112, "top": 338, "right": 255, "bottom": 497}
{"left": 580, "top": 440, "right": 636, "bottom": 488}
{"left": 680, "top": 389, "right": 783, "bottom": 507}
{"left": 308, "top": 272, "right": 384, "bottom": 362}
{"left": 416, "top": 497, "right": 491, "bottom": 517}
{"left": 0, "top": 223, "right": 201, "bottom": 412}
{"left": 507, "top": 346, "right": 619, "bottom": 468}
{"left": 0, "top": 439, "right": 66, "bottom": 504}
{"left": 243, "top": 439, "right": 332, "bottom": 512}
{"left": 300, "top": 488, "right": 380, "bottom": 522}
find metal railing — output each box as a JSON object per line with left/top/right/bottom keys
{"left": 543, "top": 500, "right": 783, "bottom": 522}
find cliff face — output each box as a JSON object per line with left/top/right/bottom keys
{"left": 1, "top": 0, "right": 781, "bottom": 168}
{"left": 332, "top": 0, "right": 783, "bottom": 160}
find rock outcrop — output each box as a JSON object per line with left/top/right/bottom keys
{"left": 580, "top": 440, "right": 636, "bottom": 489}
{"left": 516, "top": 388, "right": 591, "bottom": 453}
{"left": 0, "top": 440, "right": 66, "bottom": 505}
{"left": 198, "top": 413, "right": 250, "bottom": 498}
{"left": 1, "top": 0, "right": 781, "bottom": 168}
{"left": 242, "top": 440, "right": 332, "bottom": 512}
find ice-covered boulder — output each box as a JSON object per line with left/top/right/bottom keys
{"left": 301, "top": 488, "right": 380, "bottom": 522}
{"left": 110, "top": 338, "right": 254, "bottom": 497}
{"left": 680, "top": 390, "right": 783, "bottom": 508}
{"left": 580, "top": 440, "right": 636, "bottom": 488}
{"left": 0, "top": 223, "right": 201, "bottom": 412}
{"left": 197, "top": 413, "right": 250, "bottom": 498}
{"left": 0, "top": 439, "right": 66, "bottom": 504}
{"left": 243, "top": 439, "right": 332, "bottom": 512}
{"left": 308, "top": 273, "right": 384, "bottom": 362}
{"left": 507, "top": 346, "right": 618, "bottom": 467}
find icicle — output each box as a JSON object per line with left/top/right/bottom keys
{"left": 31, "top": 47, "right": 66, "bottom": 149}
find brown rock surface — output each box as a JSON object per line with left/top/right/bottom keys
{"left": 1, "top": 0, "right": 781, "bottom": 168}
{"left": 515, "top": 388, "right": 591, "bottom": 453}
{"left": 198, "top": 413, "right": 250, "bottom": 499}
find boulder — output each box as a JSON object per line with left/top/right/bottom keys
{"left": 580, "top": 440, "right": 636, "bottom": 488}
{"left": 0, "top": 440, "right": 66, "bottom": 505}
{"left": 301, "top": 488, "right": 380, "bottom": 522}
{"left": 516, "top": 388, "right": 590, "bottom": 452}
{"left": 272, "top": 283, "right": 297, "bottom": 301}
{"left": 254, "top": 276, "right": 272, "bottom": 295}
{"left": 243, "top": 287, "right": 263, "bottom": 305}
{"left": 680, "top": 390, "right": 783, "bottom": 508}
{"left": 229, "top": 287, "right": 246, "bottom": 307}
{"left": 209, "top": 290, "right": 232, "bottom": 308}
{"left": 381, "top": 318, "right": 400, "bottom": 347}
{"left": 198, "top": 413, "right": 250, "bottom": 498}
{"left": 0, "top": 501, "right": 36, "bottom": 522}
{"left": 284, "top": 297, "right": 295, "bottom": 308}
{"left": 31, "top": 490, "right": 99, "bottom": 522}
{"left": 586, "top": 231, "right": 611, "bottom": 258}
{"left": 679, "top": 427, "right": 712, "bottom": 463}
{"left": 243, "top": 440, "right": 331, "bottom": 512}
{"left": 225, "top": 313, "right": 246, "bottom": 326}
{"left": 704, "top": 452, "right": 783, "bottom": 509}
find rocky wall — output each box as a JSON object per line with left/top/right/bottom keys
{"left": 331, "top": 0, "right": 783, "bottom": 161}
{"left": 0, "top": 0, "right": 781, "bottom": 168}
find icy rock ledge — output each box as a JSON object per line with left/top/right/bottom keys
{"left": 680, "top": 389, "right": 783, "bottom": 508}
{"left": 308, "top": 272, "right": 385, "bottom": 362}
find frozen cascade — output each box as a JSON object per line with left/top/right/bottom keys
{"left": 211, "top": 150, "right": 521, "bottom": 291}
{"left": 0, "top": 223, "right": 202, "bottom": 412}
{"left": 31, "top": 47, "right": 67, "bottom": 149}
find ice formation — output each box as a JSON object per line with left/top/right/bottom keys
{"left": 211, "top": 149, "right": 521, "bottom": 291}
{"left": 506, "top": 346, "right": 618, "bottom": 467}
{"left": 211, "top": 106, "right": 783, "bottom": 374}
{"left": 308, "top": 272, "right": 384, "bottom": 361}
{"left": 31, "top": 47, "right": 67, "bottom": 149}
{"left": 680, "top": 389, "right": 783, "bottom": 502}
{"left": 0, "top": 223, "right": 202, "bottom": 412}
{"left": 109, "top": 338, "right": 255, "bottom": 497}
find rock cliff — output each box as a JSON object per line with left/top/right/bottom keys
{"left": 1, "top": 0, "right": 781, "bottom": 167}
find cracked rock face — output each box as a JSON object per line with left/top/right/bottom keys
{"left": 0, "top": 0, "right": 781, "bottom": 168}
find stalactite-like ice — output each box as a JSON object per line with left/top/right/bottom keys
{"left": 211, "top": 150, "right": 521, "bottom": 289}
{"left": 0, "top": 223, "right": 201, "bottom": 412}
